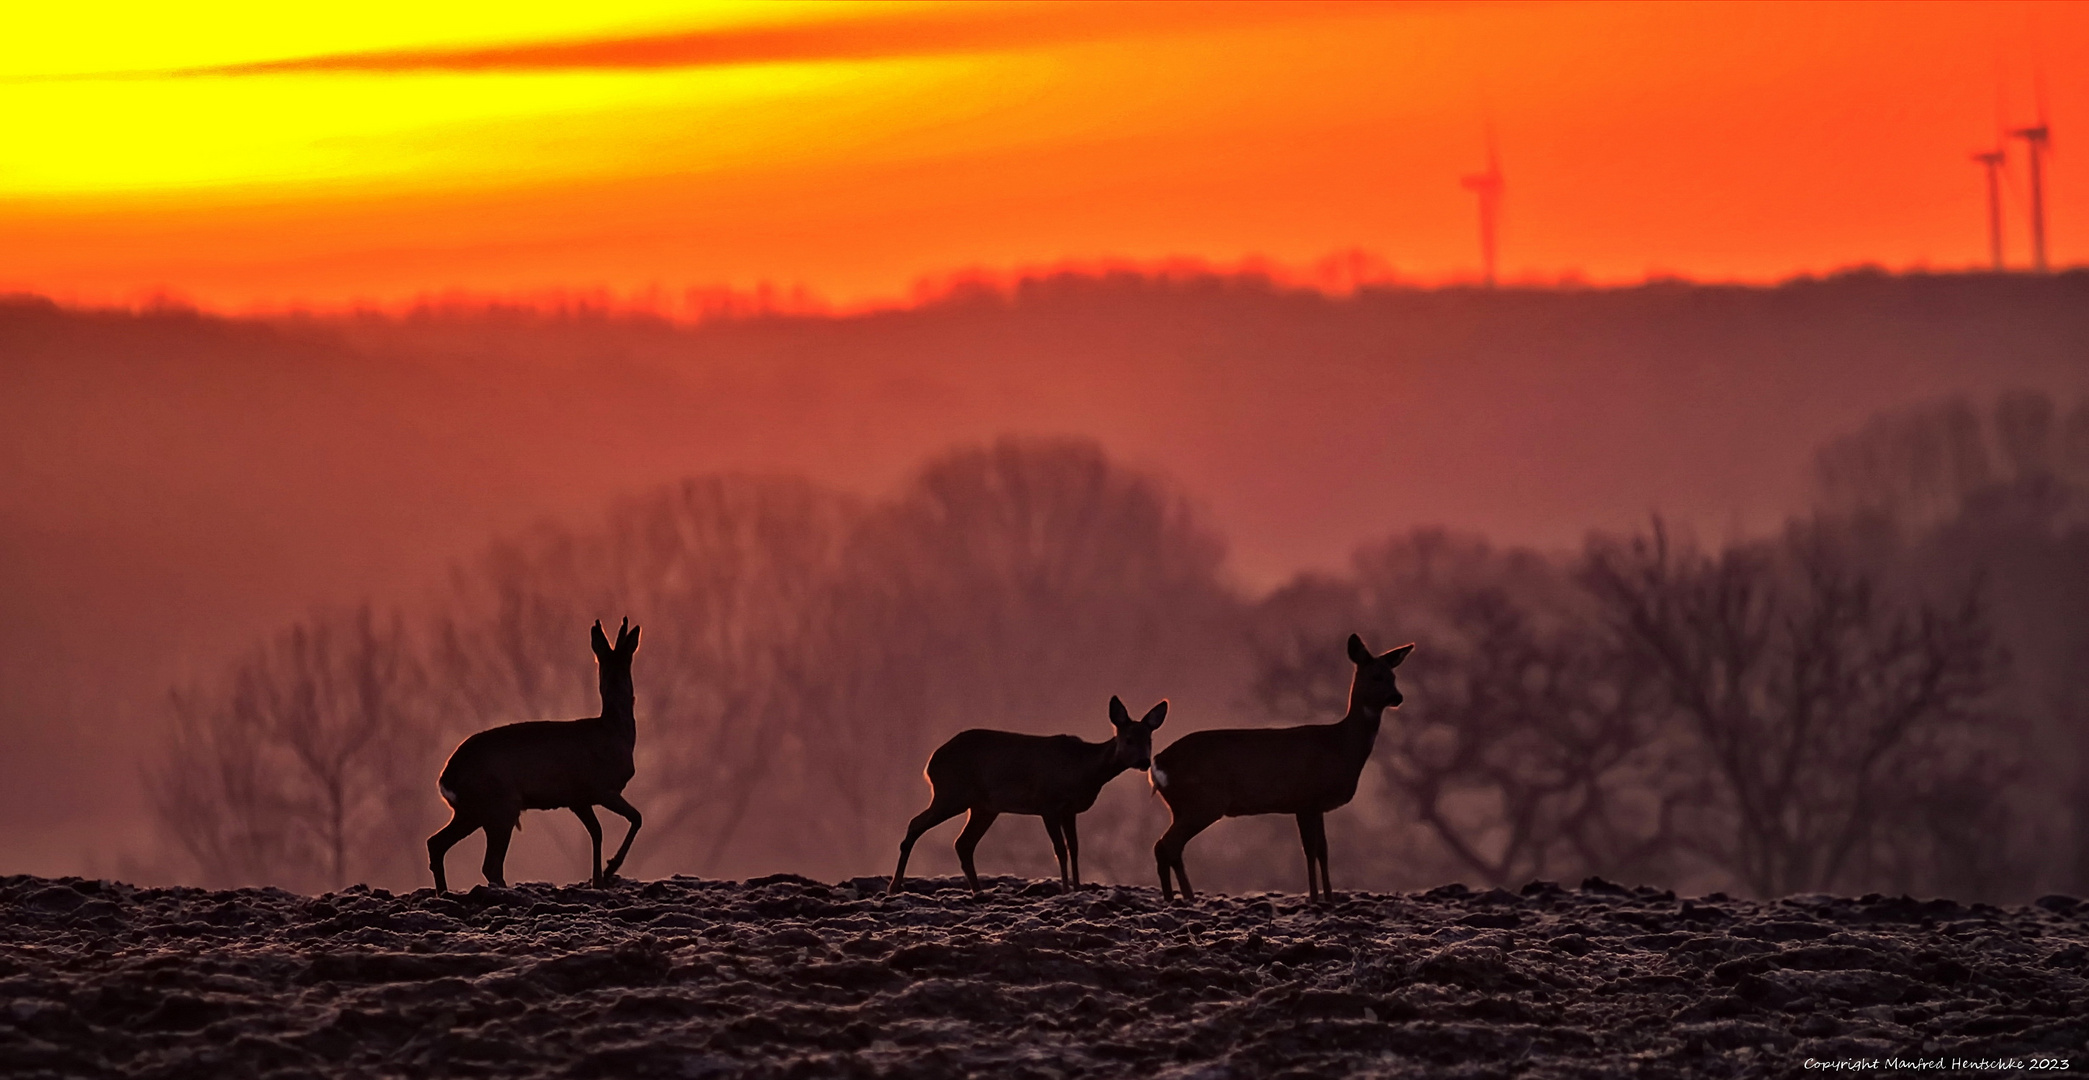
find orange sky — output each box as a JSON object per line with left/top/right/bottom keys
{"left": 2, "top": 1, "right": 2082, "bottom": 312}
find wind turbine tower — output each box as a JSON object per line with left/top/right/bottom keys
{"left": 2009, "top": 120, "right": 2051, "bottom": 272}
{"left": 1461, "top": 140, "right": 1505, "bottom": 287}
{"left": 1972, "top": 148, "right": 2006, "bottom": 271}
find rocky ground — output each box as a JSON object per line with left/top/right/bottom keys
{"left": 1, "top": 872, "right": 2084, "bottom": 1078}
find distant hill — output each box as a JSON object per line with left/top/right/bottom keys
{"left": 3, "top": 269, "right": 2087, "bottom": 877}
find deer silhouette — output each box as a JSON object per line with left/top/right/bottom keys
{"left": 427, "top": 618, "right": 643, "bottom": 893}
{"left": 1151, "top": 633, "right": 1412, "bottom": 903}
{"left": 890, "top": 696, "right": 1167, "bottom": 896}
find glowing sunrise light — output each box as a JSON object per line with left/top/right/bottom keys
{"left": 1, "top": 1, "right": 2082, "bottom": 311}
{"left": 5, "top": 62, "right": 973, "bottom": 195}
{"left": 2, "top": 3, "right": 1026, "bottom": 196}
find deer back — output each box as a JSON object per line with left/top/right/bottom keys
{"left": 1152, "top": 720, "right": 1369, "bottom": 817}
{"left": 926, "top": 729, "right": 1120, "bottom": 815}
{"left": 441, "top": 716, "right": 636, "bottom": 812}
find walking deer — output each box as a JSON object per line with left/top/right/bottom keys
{"left": 889, "top": 696, "right": 1168, "bottom": 897}
{"left": 1151, "top": 633, "right": 1413, "bottom": 903}
{"left": 427, "top": 618, "right": 644, "bottom": 893}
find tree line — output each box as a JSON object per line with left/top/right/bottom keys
{"left": 149, "top": 392, "right": 2089, "bottom": 900}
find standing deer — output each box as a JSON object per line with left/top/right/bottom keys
{"left": 427, "top": 618, "right": 644, "bottom": 893}
{"left": 889, "top": 696, "right": 1167, "bottom": 897}
{"left": 1151, "top": 633, "right": 1413, "bottom": 903}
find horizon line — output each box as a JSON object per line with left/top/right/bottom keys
{"left": 5, "top": 254, "right": 2080, "bottom": 326}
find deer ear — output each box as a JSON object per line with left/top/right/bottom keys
{"left": 1383, "top": 643, "right": 1415, "bottom": 667}
{"left": 591, "top": 620, "right": 611, "bottom": 657}
{"left": 1347, "top": 633, "right": 1372, "bottom": 665}
{"left": 1141, "top": 700, "right": 1167, "bottom": 729}
{"left": 1109, "top": 695, "right": 1131, "bottom": 726}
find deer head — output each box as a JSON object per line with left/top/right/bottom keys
{"left": 1346, "top": 632, "right": 1414, "bottom": 714}
{"left": 1107, "top": 695, "right": 1168, "bottom": 771}
{"left": 590, "top": 617, "right": 641, "bottom": 717}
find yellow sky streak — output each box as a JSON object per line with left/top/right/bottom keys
{"left": 0, "top": 1, "right": 1014, "bottom": 197}
{"left": 1, "top": 2, "right": 861, "bottom": 78}
{"left": 0, "top": 2, "right": 1392, "bottom": 202}
{"left": 3, "top": 58, "right": 992, "bottom": 196}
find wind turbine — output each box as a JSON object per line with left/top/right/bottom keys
{"left": 1461, "top": 135, "right": 1504, "bottom": 288}
{"left": 1972, "top": 147, "right": 2006, "bottom": 271}
{"left": 2009, "top": 78, "right": 2052, "bottom": 273}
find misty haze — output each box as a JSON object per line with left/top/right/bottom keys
{"left": 3, "top": 268, "right": 2085, "bottom": 902}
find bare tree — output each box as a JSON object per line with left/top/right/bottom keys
{"left": 1373, "top": 587, "right": 1680, "bottom": 887}
{"left": 1581, "top": 520, "right": 2006, "bottom": 896}
{"left": 847, "top": 435, "right": 1231, "bottom": 713}
{"left": 798, "top": 437, "right": 1241, "bottom": 876}
{"left": 608, "top": 476, "right": 859, "bottom": 875}
{"left": 150, "top": 606, "right": 432, "bottom": 891}
{"left": 1807, "top": 392, "right": 2089, "bottom": 896}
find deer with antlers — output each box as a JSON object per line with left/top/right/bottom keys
{"left": 1151, "top": 633, "right": 1413, "bottom": 903}
{"left": 427, "top": 618, "right": 644, "bottom": 893}
{"left": 890, "top": 696, "right": 1168, "bottom": 896}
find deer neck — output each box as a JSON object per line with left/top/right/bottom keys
{"left": 1080, "top": 736, "right": 1134, "bottom": 788}
{"left": 1337, "top": 701, "right": 1386, "bottom": 757}
{"left": 599, "top": 678, "right": 636, "bottom": 741}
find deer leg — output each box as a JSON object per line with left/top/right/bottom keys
{"left": 890, "top": 799, "right": 966, "bottom": 895}
{"left": 1154, "top": 812, "right": 1218, "bottom": 903}
{"left": 481, "top": 815, "right": 518, "bottom": 888}
{"left": 571, "top": 805, "right": 605, "bottom": 887}
{"left": 1042, "top": 816, "right": 1069, "bottom": 890}
{"left": 1312, "top": 816, "right": 1333, "bottom": 900}
{"left": 598, "top": 794, "right": 644, "bottom": 881}
{"left": 427, "top": 811, "right": 478, "bottom": 894}
{"left": 1297, "top": 812, "right": 1328, "bottom": 904}
{"left": 954, "top": 809, "right": 1000, "bottom": 896}
{"left": 1063, "top": 814, "right": 1082, "bottom": 890}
